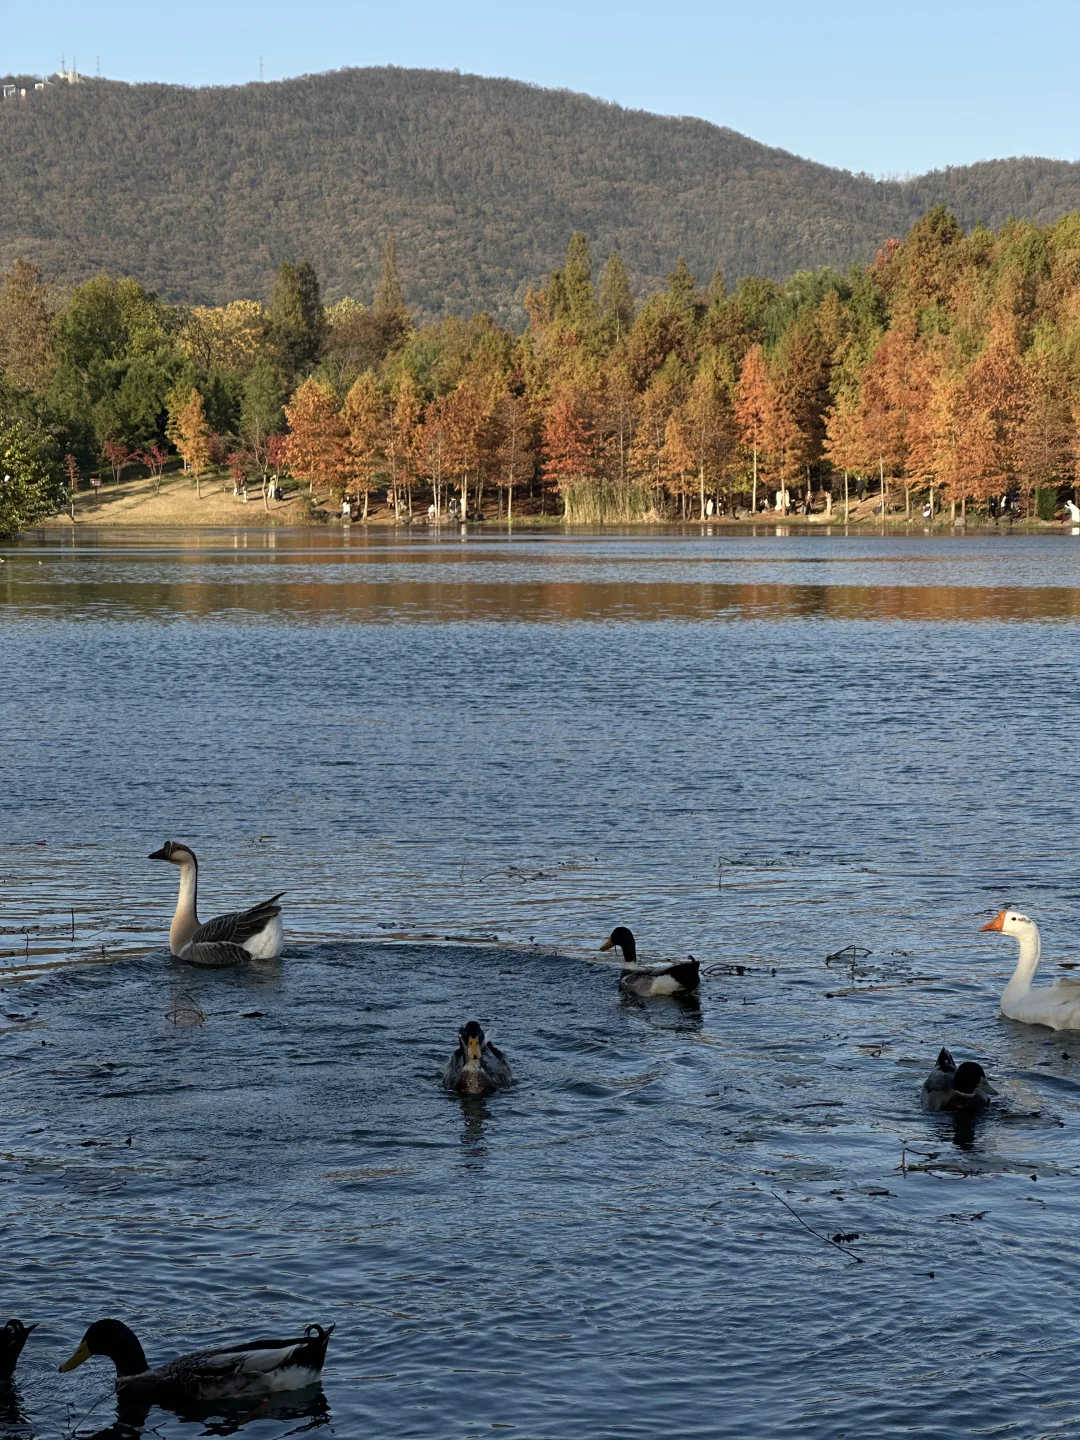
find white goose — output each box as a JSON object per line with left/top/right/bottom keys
{"left": 150, "top": 841, "right": 284, "bottom": 967}
{"left": 981, "top": 909, "right": 1080, "bottom": 1030}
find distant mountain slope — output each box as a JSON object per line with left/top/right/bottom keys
{"left": 2, "top": 67, "right": 1080, "bottom": 322}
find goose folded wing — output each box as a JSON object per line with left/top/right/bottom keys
{"left": 190, "top": 894, "right": 285, "bottom": 948}
{"left": 184, "top": 942, "right": 257, "bottom": 968}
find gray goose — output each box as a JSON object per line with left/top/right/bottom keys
{"left": 149, "top": 841, "right": 284, "bottom": 967}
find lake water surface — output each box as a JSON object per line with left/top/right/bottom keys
{"left": 3, "top": 527, "right": 1080, "bottom": 1438}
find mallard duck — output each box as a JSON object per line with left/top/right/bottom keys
{"left": 920, "top": 1048, "right": 996, "bottom": 1113}
{"left": 0, "top": 1320, "right": 35, "bottom": 1380}
{"left": 442, "top": 1021, "right": 512, "bottom": 1094}
{"left": 600, "top": 927, "right": 700, "bottom": 997}
{"left": 981, "top": 909, "right": 1080, "bottom": 1029}
{"left": 60, "top": 1319, "right": 333, "bottom": 1403}
{"left": 149, "top": 841, "right": 284, "bottom": 966}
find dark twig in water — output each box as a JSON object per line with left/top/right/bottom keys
{"left": 63, "top": 1386, "right": 115, "bottom": 1439}
{"left": 770, "top": 1190, "right": 864, "bottom": 1263}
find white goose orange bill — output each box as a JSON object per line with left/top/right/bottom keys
{"left": 981, "top": 910, "right": 1007, "bottom": 932}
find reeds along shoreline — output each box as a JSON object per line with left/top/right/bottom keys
{"left": 7, "top": 207, "right": 1080, "bottom": 538}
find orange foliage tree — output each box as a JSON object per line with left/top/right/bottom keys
{"left": 342, "top": 371, "right": 384, "bottom": 519}
{"left": 283, "top": 377, "right": 347, "bottom": 497}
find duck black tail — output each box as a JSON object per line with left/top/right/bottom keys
{"left": 668, "top": 960, "right": 700, "bottom": 993}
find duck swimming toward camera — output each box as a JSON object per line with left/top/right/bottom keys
{"left": 920, "top": 1048, "right": 996, "bottom": 1113}
{"left": 59, "top": 1319, "right": 333, "bottom": 1404}
{"left": 981, "top": 909, "right": 1080, "bottom": 1030}
{"left": 149, "top": 841, "right": 283, "bottom": 966}
{"left": 0, "top": 1320, "right": 36, "bottom": 1380}
{"left": 600, "top": 927, "right": 700, "bottom": 997}
{"left": 442, "top": 1021, "right": 513, "bottom": 1095}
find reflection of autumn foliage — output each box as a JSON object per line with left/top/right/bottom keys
{"left": 135, "top": 574, "right": 1080, "bottom": 626}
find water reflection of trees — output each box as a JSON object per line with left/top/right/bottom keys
{"left": 8, "top": 576, "right": 1080, "bottom": 625}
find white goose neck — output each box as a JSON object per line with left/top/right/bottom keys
{"left": 1003, "top": 921, "right": 1041, "bottom": 999}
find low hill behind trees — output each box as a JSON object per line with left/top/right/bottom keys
{"left": 4, "top": 67, "right": 1080, "bottom": 322}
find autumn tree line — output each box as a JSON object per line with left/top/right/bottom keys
{"left": 3, "top": 206, "right": 1080, "bottom": 535}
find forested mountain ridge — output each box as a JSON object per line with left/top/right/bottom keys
{"left": 3, "top": 66, "right": 1080, "bottom": 322}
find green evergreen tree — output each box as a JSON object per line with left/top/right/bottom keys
{"left": 599, "top": 251, "right": 634, "bottom": 343}
{"left": 373, "top": 234, "right": 409, "bottom": 351}
{"left": 706, "top": 267, "right": 727, "bottom": 308}
{"left": 270, "top": 260, "right": 325, "bottom": 378}
{"left": 666, "top": 258, "right": 700, "bottom": 320}
{"left": 551, "top": 232, "right": 598, "bottom": 334}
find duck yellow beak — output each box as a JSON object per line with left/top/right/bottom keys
{"left": 466, "top": 1036, "right": 482, "bottom": 1062}
{"left": 60, "top": 1340, "right": 91, "bottom": 1373}
{"left": 981, "top": 911, "right": 1007, "bottom": 932}
{"left": 599, "top": 937, "right": 614, "bottom": 952}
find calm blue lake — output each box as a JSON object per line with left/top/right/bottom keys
{"left": 3, "top": 526, "right": 1080, "bottom": 1438}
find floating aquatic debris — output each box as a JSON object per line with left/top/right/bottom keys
{"left": 167, "top": 993, "right": 205, "bottom": 1027}
{"left": 826, "top": 945, "right": 872, "bottom": 966}
{"left": 770, "top": 1190, "right": 864, "bottom": 1263}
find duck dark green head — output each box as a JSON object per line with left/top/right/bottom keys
{"left": 600, "top": 927, "right": 637, "bottom": 964}
{"left": 60, "top": 1320, "right": 148, "bottom": 1378}
{"left": 952, "top": 1061, "right": 995, "bottom": 1097}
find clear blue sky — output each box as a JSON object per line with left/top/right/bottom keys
{"left": 6, "top": 0, "right": 1076, "bottom": 177}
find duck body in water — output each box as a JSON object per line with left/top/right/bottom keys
{"left": 920, "top": 1048, "right": 996, "bottom": 1113}
{"left": 442, "top": 1021, "right": 513, "bottom": 1095}
{"left": 600, "top": 927, "right": 700, "bottom": 997}
{"left": 60, "top": 1319, "right": 333, "bottom": 1405}
{"left": 0, "top": 1320, "right": 35, "bottom": 1380}
{"left": 149, "top": 842, "right": 283, "bottom": 967}
{"left": 981, "top": 909, "right": 1080, "bottom": 1030}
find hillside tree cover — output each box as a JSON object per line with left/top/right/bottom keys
{"left": 7, "top": 69, "right": 1080, "bottom": 324}
{"left": 5, "top": 209, "right": 1080, "bottom": 533}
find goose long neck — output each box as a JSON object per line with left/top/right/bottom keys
{"left": 1003, "top": 922, "right": 1041, "bottom": 1001}
{"left": 169, "top": 859, "right": 199, "bottom": 954}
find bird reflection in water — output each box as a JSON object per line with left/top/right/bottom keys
{"left": 949, "top": 1112, "right": 982, "bottom": 1153}
{"left": 78, "top": 1387, "right": 331, "bottom": 1439}
{"left": 457, "top": 1094, "right": 491, "bottom": 1163}
{"left": 620, "top": 991, "right": 704, "bottom": 1035}
{"left": 0, "top": 1383, "right": 29, "bottom": 1440}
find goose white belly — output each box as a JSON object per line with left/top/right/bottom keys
{"left": 1002, "top": 983, "right": 1080, "bottom": 1030}
{"left": 243, "top": 914, "right": 283, "bottom": 960}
